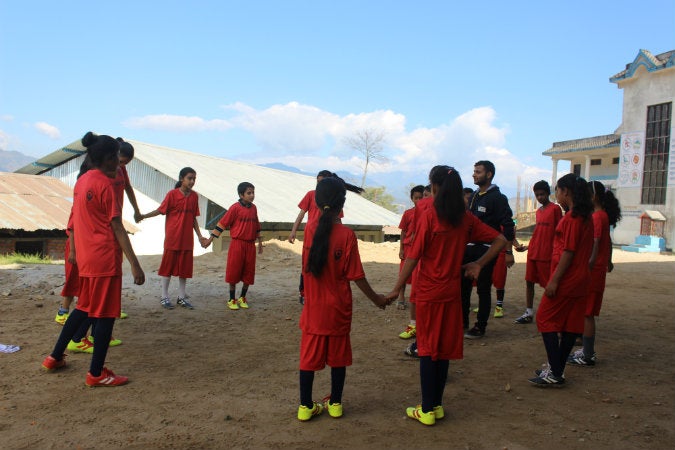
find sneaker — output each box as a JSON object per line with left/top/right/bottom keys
{"left": 160, "top": 297, "right": 174, "bottom": 310}
{"left": 433, "top": 405, "right": 444, "bottom": 420}
{"left": 404, "top": 341, "right": 419, "bottom": 358}
{"left": 237, "top": 296, "right": 249, "bottom": 309}
{"left": 42, "top": 355, "right": 66, "bottom": 371}
{"left": 472, "top": 307, "right": 479, "bottom": 313}
{"left": 89, "top": 335, "right": 123, "bottom": 347}
{"left": 494, "top": 306, "right": 504, "bottom": 318}
{"left": 323, "top": 396, "right": 343, "bottom": 418}
{"left": 54, "top": 312, "right": 69, "bottom": 325}
{"left": 297, "top": 402, "right": 323, "bottom": 421}
{"left": 406, "top": 405, "right": 435, "bottom": 426}
{"left": 464, "top": 325, "right": 485, "bottom": 339}
{"left": 567, "top": 348, "right": 596, "bottom": 366}
{"left": 67, "top": 337, "right": 94, "bottom": 353}
{"left": 529, "top": 364, "right": 565, "bottom": 387}
{"left": 85, "top": 367, "right": 129, "bottom": 387}
{"left": 227, "top": 299, "right": 240, "bottom": 310}
{"left": 398, "top": 324, "right": 416, "bottom": 339}
{"left": 177, "top": 296, "right": 194, "bottom": 309}
{"left": 514, "top": 312, "right": 533, "bottom": 324}
{"left": 119, "top": 311, "right": 129, "bottom": 319}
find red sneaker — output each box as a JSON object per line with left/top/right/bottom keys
{"left": 42, "top": 355, "right": 66, "bottom": 371}
{"left": 85, "top": 367, "right": 129, "bottom": 387}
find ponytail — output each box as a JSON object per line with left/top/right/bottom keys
{"left": 429, "top": 165, "right": 465, "bottom": 226}
{"left": 589, "top": 180, "right": 622, "bottom": 226}
{"left": 306, "top": 178, "right": 346, "bottom": 277}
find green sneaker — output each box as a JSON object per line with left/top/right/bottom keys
{"left": 406, "top": 405, "right": 435, "bottom": 426}
{"left": 494, "top": 306, "right": 504, "bottom": 318}
{"left": 297, "top": 402, "right": 323, "bottom": 421}
{"left": 88, "top": 336, "right": 123, "bottom": 347}
{"left": 433, "top": 405, "right": 444, "bottom": 420}
{"left": 227, "top": 299, "right": 240, "bottom": 310}
{"left": 54, "top": 311, "right": 69, "bottom": 325}
{"left": 119, "top": 311, "right": 129, "bottom": 319}
{"left": 323, "top": 396, "right": 343, "bottom": 418}
{"left": 67, "top": 337, "right": 94, "bottom": 353}
{"left": 398, "top": 325, "right": 416, "bottom": 339}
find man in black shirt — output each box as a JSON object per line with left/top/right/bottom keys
{"left": 462, "top": 160, "right": 515, "bottom": 338}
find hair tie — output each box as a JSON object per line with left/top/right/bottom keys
{"left": 447, "top": 166, "right": 455, "bottom": 174}
{"left": 323, "top": 205, "right": 330, "bottom": 211}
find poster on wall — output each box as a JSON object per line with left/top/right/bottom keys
{"left": 669, "top": 127, "right": 675, "bottom": 187}
{"left": 617, "top": 131, "right": 645, "bottom": 188}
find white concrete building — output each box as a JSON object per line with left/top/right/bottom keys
{"left": 543, "top": 49, "right": 674, "bottom": 249}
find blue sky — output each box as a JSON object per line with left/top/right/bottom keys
{"left": 1, "top": 1, "right": 673, "bottom": 202}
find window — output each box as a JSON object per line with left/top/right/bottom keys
{"left": 642, "top": 102, "right": 671, "bottom": 205}
{"left": 612, "top": 157, "right": 620, "bottom": 164}
{"left": 573, "top": 164, "right": 581, "bottom": 176}
{"left": 590, "top": 159, "right": 601, "bottom": 166}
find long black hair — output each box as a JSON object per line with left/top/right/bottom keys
{"left": 81, "top": 131, "right": 119, "bottom": 168}
{"left": 317, "top": 170, "right": 364, "bottom": 195}
{"left": 175, "top": 167, "right": 196, "bottom": 189}
{"left": 556, "top": 173, "right": 593, "bottom": 219}
{"left": 429, "top": 165, "right": 465, "bottom": 227}
{"left": 589, "top": 180, "right": 622, "bottom": 227}
{"left": 306, "top": 177, "right": 346, "bottom": 277}
{"left": 116, "top": 137, "right": 135, "bottom": 160}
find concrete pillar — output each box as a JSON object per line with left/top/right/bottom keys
{"left": 551, "top": 158, "right": 559, "bottom": 187}
{"left": 584, "top": 155, "right": 591, "bottom": 180}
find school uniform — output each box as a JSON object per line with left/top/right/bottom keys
{"left": 72, "top": 169, "right": 123, "bottom": 318}
{"left": 112, "top": 165, "right": 130, "bottom": 208}
{"left": 409, "top": 208, "right": 500, "bottom": 360}
{"left": 536, "top": 213, "right": 594, "bottom": 334}
{"left": 407, "top": 197, "right": 433, "bottom": 304}
{"left": 526, "top": 202, "right": 563, "bottom": 287}
{"left": 299, "top": 221, "right": 365, "bottom": 370}
{"left": 60, "top": 212, "right": 80, "bottom": 297}
{"left": 586, "top": 210, "right": 610, "bottom": 316}
{"left": 398, "top": 207, "right": 415, "bottom": 284}
{"left": 157, "top": 189, "right": 200, "bottom": 278}
{"left": 213, "top": 200, "right": 260, "bottom": 285}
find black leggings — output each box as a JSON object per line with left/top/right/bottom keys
{"left": 299, "top": 366, "right": 346, "bottom": 408}
{"left": 419, "top": 356, "right": 449, "bottom": 413}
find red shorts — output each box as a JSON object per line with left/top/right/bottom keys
{"left": 225, "top": 239, "right": 256, "bottom": 285}
{"left": 158, "top": 249, "right": 194, "bottom": 278}
{"left": 536, "top": 293, "right": 586, "bottom": 334}
{"left": 492, "top": 251, "right": 507, "bottom": 289}
{"left": 75, "top": 276, "right": 122, "bottom": 318}
{"left": 60, "top": 239, "right": 80, "bottom": 297}
{"left": 299, "top": 333, "right": 352, "bottom": 371}
{"left": 525, "top": 259, "right": 551, "bottom": 288}
{"left": 585, "top": 269, "right": 607, "bottom": 316}
{"left": 415, "top": 300, "right": 463, "bottom": 361}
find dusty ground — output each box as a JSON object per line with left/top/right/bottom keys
{"left": 0, "top": 239, "right": 673, "bottom": 450}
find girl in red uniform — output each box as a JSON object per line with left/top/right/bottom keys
{"left": 529, "top": 173, "right": 594, "bottom": 387}
{"left": 140, "top": 167, "right": 205, "bottom": 309}
{"left": 568, "top": 180, "right": 621, "bottom": 366}
{"left": 514, "top": 180, "right": 563, "bottom": 324}
{"left": 396, "top": 185, "right": 425, "bottom": 339}
{"left": 204, "top": 182, "right": 263, "bottom": 310}
{"left": 388, "top": 166, "right": 506, "bottom": 425}
{"left": 297, "top": 177, "right": 387, "bottom": 421}
{"left": 41, "top": 132, "right": 145, "bottom": 387}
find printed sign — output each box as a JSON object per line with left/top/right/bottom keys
{"left": 617, "top": 132, "right": 645, "bottom": 188}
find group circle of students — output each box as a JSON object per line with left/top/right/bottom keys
{"left": 42, "top": 134, "right": 621, "bottom": 425}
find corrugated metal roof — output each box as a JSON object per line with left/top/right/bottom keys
{"left": 17, "top": 138, "right": 402, "bottom": 227}
{"left": 542, "top": 134, "right": 620, "bottom": 156}
{"left": 0, "top": 172, "right": 72, "bottom": 231}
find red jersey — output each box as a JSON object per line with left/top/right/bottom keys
{"left": 550, "top": 213, "right": 593, "bottom": 297}
{"left": 215, "top": 200, "right": 260, "bottom": 241}
{"left": 298, "top": 190, "right": 321, "bottom": 225}
{"left": 528, "top": 202, "right": 563, "bottom": 261}
{"left": 409, "top": 208, "right": 500, "bottom": 302}
{"left": 158, "top": 189, "right": 200, "bottom": 250}
{"left": 111, "top": 165, "right": 130, "bottom": 209}
{"left": 300, "top": 222, "right": 366, "bottom": 336}
{"left": 72, "top": 169, "right": 122, "bottom": 277}
{"left": 398, "top": 207, "right": 415, "bottom": 246}
{"left": 592, "top": 210, "right": 611, "bottom": 270}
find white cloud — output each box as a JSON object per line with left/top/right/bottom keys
{"left": 123, "top": 114, "right": 232, "bottom": 132}
{"left": 1, "top": 114, "right": 14, "bottom": 122}
{"left": 34, "top": 122, "right": 61, "bottom": 139}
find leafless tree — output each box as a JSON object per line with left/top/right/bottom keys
{"left": 343, "top": 129, "right": 387, "bottom": 188}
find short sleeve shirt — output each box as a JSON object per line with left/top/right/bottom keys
{"left": 550, "top": 213, "right": 593, "bottom": 297}
{"left": 592, "top": 210, "right": 611, "bottom": 270}
{"left": 528, "top": 202, "right": 563, "bottom": 261}
{"left": 398, "top": 208, "right": 415, "bottom": 246}
{"left": 217, "top": 201, "right": 260, "bottom": 241}
{"left": 158, "top": 189, "right": 200, "bottom": 250}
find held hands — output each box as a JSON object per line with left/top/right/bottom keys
{"left": 514, "top": 243, "right": 527, "bottom": 252}
{"left": 200, "top": 236, "right": 212, "bottom": 249}
{"left": 133, "top": 211, "right": 143, "bottom": 223}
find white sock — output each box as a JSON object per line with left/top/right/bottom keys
{"left": 178, "top": 278, "right": 187, "bottom": 298}
{"left": 410, "top": 320, "right": 416, "bottom": 326}
{"left": 161, "top": 276, "right": 170, "bottom": 298}
{"left": 526, "top": 308, "right": 533, "bottom": 316}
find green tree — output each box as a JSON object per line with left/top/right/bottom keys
{"left": 362, "top": 186, "right": 398, "bottom": 212}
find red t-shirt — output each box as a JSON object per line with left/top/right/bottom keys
{"left": 112, "top": 165, "right": 130, "bottom": 209}
{"left": 409, "top": 208, "right": 500, "bottom": 303}
{"left": 72, "top": 169, "right": 122, "bottom": 277}
{"left": 528, "top": 202, "right": 563, "bottom": 261}
{"left": 217, "top": 201, "right": 260, "bottom": 241}
{"left": 398, "top": 207, "right": 415, "bottom": 246}
{"left": 550, "top": 213, "right": 593, "bottom": 297}
{"left": 298, "top": 190, "right": 321, "bottom": 226}
{"left": 300, "top": 222, "right": 366, "bottom": 335}
{"left": 592, "top": 210, "right": 611, "bottom": 270}
{"left": 158, "top": 189, "right": 200, "bottom": 250}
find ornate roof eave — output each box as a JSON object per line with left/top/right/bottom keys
{"left": 610, "top": 49, "right": 675, "bottom": 83}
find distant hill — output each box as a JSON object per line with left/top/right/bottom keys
{"left": 0, "top": 150, "right": 34, "bottom": 172}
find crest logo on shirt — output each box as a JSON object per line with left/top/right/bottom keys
{"left": 334, "top": 249, "right": 343, "bottom": 260}
{"left": 86, "top": 190, "right": 94, "bottom": 201}
{"left": 477, "top": 206, "right": 486, "bottom": 213}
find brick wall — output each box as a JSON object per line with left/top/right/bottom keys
{"left": 46, "top": 239, "right": 67, "bottom": 260}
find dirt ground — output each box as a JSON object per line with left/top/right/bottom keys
{"left": 1, "top": 239, "right": 674, "bottom": 450}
